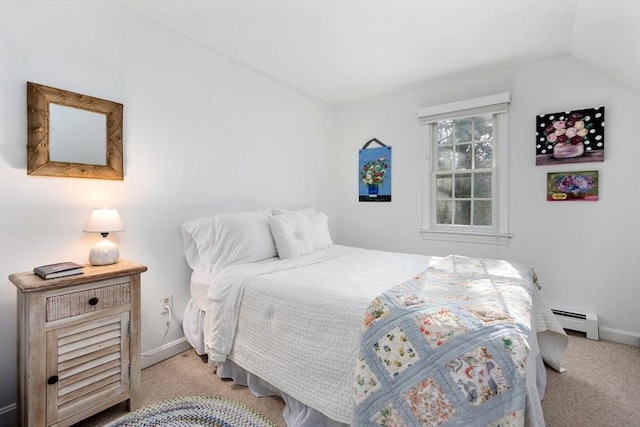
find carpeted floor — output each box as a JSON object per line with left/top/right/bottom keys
{"left": 79, "top": 331, "right": 639, "bottom": 427}
{"left": 541, "top": 331, "right": 640, "bottom": 426}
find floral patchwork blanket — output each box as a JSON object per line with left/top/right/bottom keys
{"left": 353, "top": 255, "right": 536, "bottom": 427}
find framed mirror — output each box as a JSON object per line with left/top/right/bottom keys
{"left": 26, "top": 82, "right": 124, "bottom": 180}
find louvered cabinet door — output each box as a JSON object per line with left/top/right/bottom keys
{"left": 45, "top": 311, "right": 131, "bottom": 424}
{"left": 9, "top": 260, "right": 146, "bottom": 427}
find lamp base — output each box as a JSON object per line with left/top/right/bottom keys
{"left": 89, "top": 237, "right": 120, "bottom": 266}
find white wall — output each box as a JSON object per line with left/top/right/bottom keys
{"left": 0, "top": 1, "right": 336, "bottom": 421}
{"left": 334, "top": 54, "right": 640, "bottom": 344}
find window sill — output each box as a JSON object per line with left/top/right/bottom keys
{"left": 419, "top": 228, "right": 512, "bottom": 245}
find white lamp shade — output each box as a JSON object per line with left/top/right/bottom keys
{"left": 83, "top": 208, "right": 124, "bottom": 233}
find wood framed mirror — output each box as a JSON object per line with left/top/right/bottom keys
{"left": 26, "top": 82, "right": 124, "bottom": 180}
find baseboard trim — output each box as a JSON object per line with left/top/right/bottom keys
{"left": 599, "top": 327, "right": 640, "bottom": 347}
{"left": 141, "top": 337, "right": 193, "bottom": 369}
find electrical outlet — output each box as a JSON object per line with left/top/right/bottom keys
{"left": 160, "top": 294, "right": 172, "bottom": 314}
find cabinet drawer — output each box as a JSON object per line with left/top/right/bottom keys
{"left": 47, "top": 281, "right": 130, "bottom": 322}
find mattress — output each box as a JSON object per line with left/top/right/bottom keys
{"left": 184, "top": 245, "right": 567, "bottom": 426}
{"left": 182, "top": 269, "right": 209, "bottom": 355}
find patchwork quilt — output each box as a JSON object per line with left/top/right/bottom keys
{"left": 353, "top": 255, "right": 536, "bottom": 427}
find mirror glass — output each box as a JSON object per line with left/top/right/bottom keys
{"left": 49, "top": 104, "right": 106, "bottom": 165}
{"left": 27, "top": 82, "right": 124, "bottom": 180}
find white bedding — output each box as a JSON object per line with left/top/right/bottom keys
{"left": 182, "top": 269, "right": 210, "bottom": 355}
{"left": 196, "top": 245, "right": 567, "bottom": 425}
{"left": 204, "top": 245, "right": 355, "bottom": 361}
{"left": 190, "top": 268, "right": 210, "bottom": 311}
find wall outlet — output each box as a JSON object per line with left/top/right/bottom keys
{"left": 160, "top": 294, "right": 172, "bottom": 314}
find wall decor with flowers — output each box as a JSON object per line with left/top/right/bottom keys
{"left": 536, "top": 106, "right": 605, "bottom": 166}
{"left": 547, "top": 170, "right": 598, "bottom": 201}
{"left": 359, "top": 138, "right": 391, "bottom": 202}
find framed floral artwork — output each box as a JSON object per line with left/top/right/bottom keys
{"left": 359, "top": 143, "right": 391, "bottom": 202}
{"left": 547, "top": 170, "right": 598, "bottom": 201}
{"left": 536, "top": 107, "right": 605, "bottom": 165}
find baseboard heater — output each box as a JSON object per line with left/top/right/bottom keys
{"left": 551, "top": 309, "right": 599, "bottom": 340}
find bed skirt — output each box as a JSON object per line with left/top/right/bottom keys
{"left": 183, "top": 299, "right": 348, "bottom": 426}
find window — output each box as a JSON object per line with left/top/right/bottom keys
{"left": 418, "top": 93, "right": 512, "bottom": 245}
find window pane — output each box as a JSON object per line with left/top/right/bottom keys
{"left": 454, "top": 174, "right": 471, "bottom": 198}
{"left": 437, "top": 146, "right": 453, "bottom": 171}
{"left": 455, "top": 201, "right": 471, "bottom": 225}
{"left": 436, "top": 176, "right": 452, "bottom": 198}
{"left": 455, "top": 144, "right": 472, "bottom": 170}
{"left": 436, "top": 200, "right": 452, "bottom": 224}
{"left": 473, "top": 115, "right": 493, "bottom": 141}
{"left": 474, "top": 201, "right": 492, "bottom": 226}
{"left": 474, "top": 172, "right": 492, "bottom": 198}
{"left": 437, "top": 120, "right": 453, "bottom": 145}
{"left": 454, "top": 118, "right": 472, "bottom": 142}
{"left": 474, "top": 142, "right": 493, "bottom": 169}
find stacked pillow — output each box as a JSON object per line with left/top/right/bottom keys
{"left": 180, "top": 207, "right": 334, "bottom": 272}
{"left": 268, "top": 208, "right": 333, "bottom": 259}
{"left": 180, "top": 215, "right": 217, "bottom": 271}
{"left": 268, "top": 212, "right": 315, "bottom": 259}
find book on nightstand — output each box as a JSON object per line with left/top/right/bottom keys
{"left": 33, "top": 261, "right": 84, "bottom": 280}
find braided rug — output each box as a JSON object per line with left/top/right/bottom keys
{"left": 105, "top": 396, "right": 277, "bottom": 427}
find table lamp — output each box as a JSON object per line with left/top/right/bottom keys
{"left": 83, "top": 208, "right": 125, "bottom": 265}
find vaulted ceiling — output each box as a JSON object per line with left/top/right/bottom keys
{"left": 117, "top": 0, "right": 640, "bottom": 105}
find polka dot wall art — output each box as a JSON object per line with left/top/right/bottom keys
{"left": 535, "top": 107, "right": 605, "bottom": 166}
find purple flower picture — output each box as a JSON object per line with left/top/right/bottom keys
{"left": 536, "top": 107, "right": 605, "bottom": 165}
{"left": 547, "top": 171, "right": 598, "bottom": 201}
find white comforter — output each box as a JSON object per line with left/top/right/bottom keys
{"left": 203, "top": 245, "right": 567, "bottom": 425}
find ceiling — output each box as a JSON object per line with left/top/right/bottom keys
{"left": 116, "top": 0, "right": 640, "bottom": 106}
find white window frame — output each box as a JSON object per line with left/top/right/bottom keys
{"left": 418, "top": 92, "right": 512, "bottom": 245}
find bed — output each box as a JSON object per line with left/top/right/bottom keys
{"left": 180, "top": 208, "right": 568, "bottom": 427}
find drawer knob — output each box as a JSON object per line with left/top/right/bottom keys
{"left": 47, "top": 375, "right": 59, "bottom": 385}
{"left": 88, "top": 297, "right": 99, "bottom": 306}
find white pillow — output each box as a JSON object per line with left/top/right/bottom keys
{"left": 180, "top": 216, "right": 216, "bottom": 270}
{"left": 210, "top": 210, "right": 277, "bottom": 272}
{"left": 269, "top": 213, "right": 315, "bottom": 259}
{"left": 272, "top": 206, "right": 316, "bottom": 216}
{"left": 308, "top": 212, "right": 333, "bottom": 249}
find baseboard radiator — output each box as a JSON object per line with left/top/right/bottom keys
{"left": 551, "top": 309, "right": 599, "bottom": 340}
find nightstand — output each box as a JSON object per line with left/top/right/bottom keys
{"left": 9, "top": 260, "right": 147, "bottom": 427}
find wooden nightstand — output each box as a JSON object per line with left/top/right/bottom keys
{"left": 9, "top": 260, "right": 147, "bottom": 427}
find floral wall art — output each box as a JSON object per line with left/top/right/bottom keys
{"left": 547, "top": 170, "right": 598, "bottom": 201}
{"left": 359, "top": 144, "right": 391, "bottom": 202}
{"left": 536, "top": 107, "right": 605, "bottom": 165}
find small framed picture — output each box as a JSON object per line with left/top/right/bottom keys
{"left": 547, "top": 170, "right": 598, "bottom": 201}
{"left": 359, "top": 145, "right": 391, "bottom": 202}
